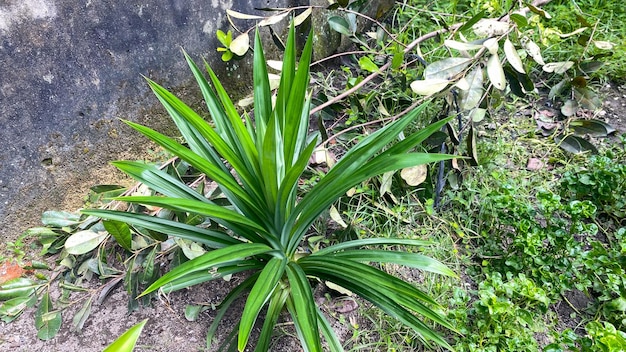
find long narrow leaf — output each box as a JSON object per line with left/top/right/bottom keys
{"left": 254, "top": 287, "right": 289, "bottom": 352}
{"left": 112, "top": 161, "right": 207, "bottom": 202}
{"left": 207, "top": 274, "right": 259, "bottom": 350}
{"left": 299, "top": 257, "right": 453, "bottom": 329}
{"left": 185, "top": 54, "right": 261, "bottom": 181}
{"left": 238, "top": 257, "right": 286, "bottom": 350}
{"left": 113, "top": 196, "right": 271, "bottom": 242}
{"left": 380, "top": 116, "right": 453, "bottom": 156}
{"left": 328, "top": 250, "right": 457, "bottom": 277}
{"left": 253, "top": 30, "right": 272, "bottom": 130}
{"left": 316, "top": 307, "right": 344, "bottom": 352}
{"left": 289, "top": 153, "right": 455, "bottom": 253}
{"left": 81, "top": 209, "right": 240, "bottom": 248}
{"left": 139, "top": 243, "right": 273, "bottom": 297}
{"left": 313, "top": 238, "right": 434, "bottom": 256}
{"left": 143, "top": 83, "right": 266, "bottom": 210}
{"left": 160, "top": 261, "right": 263, "bottom": 293}
{"left": 286, "top": 262, "right": 322, "bottom": 352}
{"left": 122, "top": 120, "right": 264, "bottom": 219}
{"left": 299, "top": 257, "right": 454, "bottom": 350}
{"left": 145, "top": 78, "right": 226, "bottom": 171}
{"left": 283, "top": 30, "right": 313, "bottom": 167}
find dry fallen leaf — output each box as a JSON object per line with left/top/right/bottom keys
{"left": 400, "top": 165, "right": 427, "bottom": 186}
{"left": 527, "top": 158, "right": 545, "bottom": 171}
{"left": 0, "top": 261, "right": 26, "bottom": 285}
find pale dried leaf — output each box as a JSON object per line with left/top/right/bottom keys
{"left": 329, "top": 205, "right": 348, "bottom": 229}
{"left": 293, "top": 7, "right": 312, "bottom": 26}
{"left": 487, "top": 53, "right": 506, "bottom": 90}
{"left": 400, "top": 165, "right": 427, "bottom": 186}
{"left": 455, "top": 77, "right": 470, "bottom": 91}
{"left": 504, "top": 39, "right": 525, "bottom": 74}
{"left": 460, "top": 67, "right": 484, "bottom": 110}
{"left": 424, "top": 58, "right": 472, "bottom": 80}
{"left": 326, "top": 281, "right": 353, "bottom": 296}
{"left": 444, "top": 39, "right": 483, "bottom": 51}
{"left": 267, "top": 60, "right": 283, "bottom": 71}
{"left": 521, "top": 37, "right": 545, "bottom": 65}
{"left": 483, "top": 38, "right": 499, "bottom": 55}
{"left": 557, "top": 27, "right": 587, "bottom": 38}
{"left": 268, "top": 73, "right": 281, "bottom": 90}
{"left": 229, "top": 33, "right": 250, "bottom": 56}
{"left": 237, "top": 96, "right": 254, "bottom": 107}
{"left": 469, "top": 108, "right": 487, "bottom": 122}
{"left": 543, "top": 61, "right": 574, "bottom": 74}
{"left": 593, "top": 41, "right": 614, "bottom": 50}
{"left": 472, "top": 19, "right": 510, "bottom": 37}
{"left": 226, "top": 9, "right": 264, "bottom": 20}
{"left": 259, "top": 12, "right": 290, "bottom": 26}
{"left": 410, "top": 78, "right": 449, "bottom": 95}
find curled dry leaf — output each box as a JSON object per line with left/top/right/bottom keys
{"left": 410, "top": 79, "right": 449, "bottom": 96}
{"left": 293, "top": 7, "right": 312, "bottom": 26}
{"left": 521, "top": 37, "right": 545, "bottom": 65}
{"left": 229, "top": 33, "right": 250, "bottom": 56}
{"left": 258, "top": 12, "right": 290, "bottom": 27}
{"left": 400, "top": 165, "right": 427, "bottom": 186}
{"left": 543, "top": 61, "right": 574, "bottom": 74}
{"left": 483, "top": 37, "right": 499, "bottom": 55}
{"left": 593, "top": 41, "right": 614, "bottom": 50}
{"left": 329, "top": 205, "right": 348, "bottom": 229}
{"left": 557, "top": 27, "right": 587, "bottom": 39}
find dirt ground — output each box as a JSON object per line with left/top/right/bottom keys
{"left": 1, "top": 81, "right": 625, "bottom": 351}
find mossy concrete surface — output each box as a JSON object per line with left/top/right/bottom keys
{"left": 0, "top": 0, "right": 392, "bottom": 243}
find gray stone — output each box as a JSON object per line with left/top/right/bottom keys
{"left": 0, "top": 0, "right": 298, "bottom": 241}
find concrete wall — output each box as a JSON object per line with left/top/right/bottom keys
{"left": 0, "top": 0, "right": 388, "bottom": 242}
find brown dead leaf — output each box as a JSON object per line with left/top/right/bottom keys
{"left": 527, "top": 158, "right": 545, "bottom": 171}
{"left": 0, "top": 261, "right": 25, "bottom": 285}
{"left": 331, "top": 298, "right": 359, "bottom": 313}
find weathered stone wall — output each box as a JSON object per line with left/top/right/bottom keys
{"left": 0, "top": 0, "right": 389, "bottom": 242}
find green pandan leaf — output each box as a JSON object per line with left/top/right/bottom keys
{"left": 103, "top": 319, "right": 148, "bottom": 352}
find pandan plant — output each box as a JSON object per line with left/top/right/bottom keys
{"left": 85, "top": 23, "right": 457, "bottom": 351}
